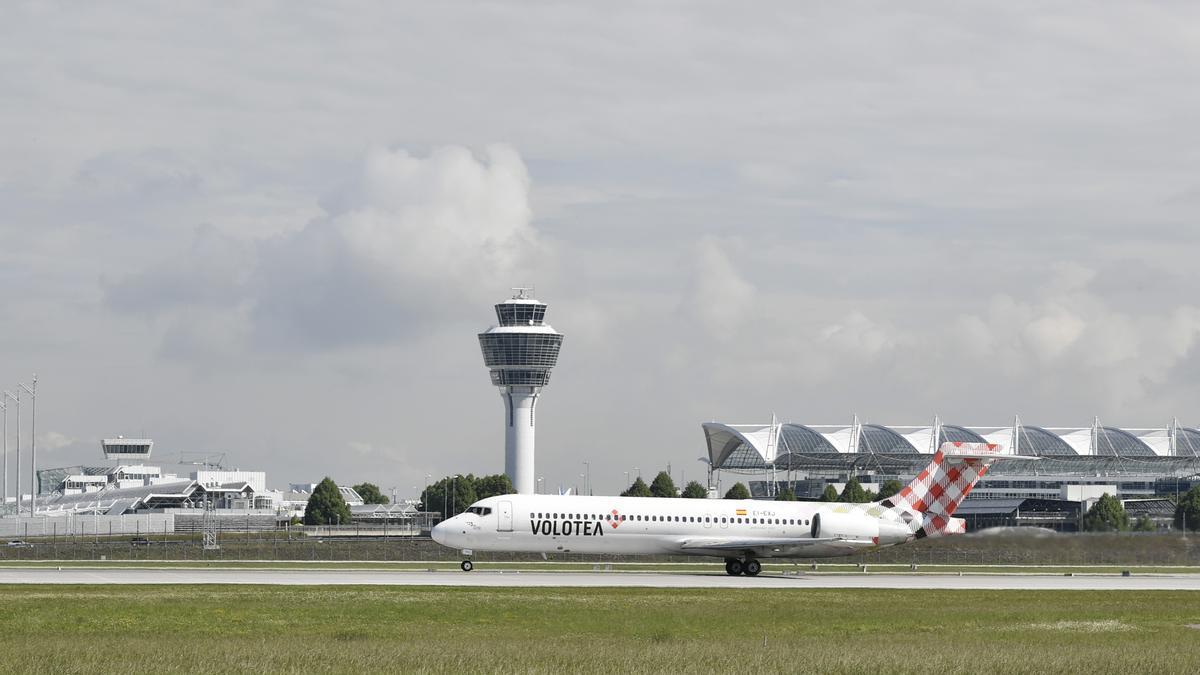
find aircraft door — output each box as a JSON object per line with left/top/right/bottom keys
{"left": 498, "top": 500, "right": 513, "bottom": 532}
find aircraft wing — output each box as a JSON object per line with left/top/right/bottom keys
{"left": 675, "top": 536, "right": 876, "bottom": 558}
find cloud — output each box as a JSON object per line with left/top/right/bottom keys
{"left": 107, "top": 144, "right": 543, "bottom": 352}
{"left": 36, "top": 431, "right": 75, "bottom": 452}
{"left": 682, "top": 236, "right": 756, "bottom": 339}
{"left": 9, "top": 3, "right": 1200, "bottom": 492}
{"left": 104, "top": 223, "right": 254, "bottom": 314}
{"left": 253, "top": 144, "right": 540, "bottom": 348}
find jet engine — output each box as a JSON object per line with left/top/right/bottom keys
{"left": 810, "top": 511, "right": 912, "bottom": 545}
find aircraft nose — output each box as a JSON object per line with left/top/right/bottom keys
{"left": 431, "top": 520, "right": 449, "bottom": 546}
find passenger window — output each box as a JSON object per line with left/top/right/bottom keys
{"left": 721, "top": 517, "right": 726, "bottom": 523}
{"left": 605, "top": 514, "right": 611, "bottom": 521}
{"left": 620, "top": 515, "right": 626, "bottom": 521}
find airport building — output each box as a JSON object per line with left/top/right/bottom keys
{"left": 16, "top": 438, "right": 277, "bottom": 530}
{"left": 478, "top": 289, "right": 564, "bottom": 495}
{"left": 702, "top": 417, "right": 1200, "bottom": 503}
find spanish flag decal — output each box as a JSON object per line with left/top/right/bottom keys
{"left": 735, "top": 509, "right": 747, "bottom": 516}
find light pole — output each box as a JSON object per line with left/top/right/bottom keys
{"left": 19, "top": 376, "right": 35, "bottom": 515}
{"left": 537, "top": 476, "right": 544, "bottom": 494}
{"left": 4, "top": 392, "right": 17, "bottom": 515}
{"left": 0, "top": 399, "right": 6, "bottom": 506}
{"left": 697, "top": 457, "right": 712, "bottom": 492}
{"left": 623, "top": 471, "right": 629, "bottom": 488}
{"left": 451, "top": 474, "right": 462, "bottom": 517}
{"left": 583, "top": 461, "right": 591, "bottom": 496}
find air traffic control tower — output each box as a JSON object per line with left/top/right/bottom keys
{"left": 478, "top": 289, "right": 564, "bottom": 494}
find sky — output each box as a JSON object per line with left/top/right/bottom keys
{"left": 2, "top": 2, "right": 1200, "bottom": 497}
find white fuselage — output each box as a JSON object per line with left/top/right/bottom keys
{"left": 432, "top": 493, "right": 908, "bottom": 559}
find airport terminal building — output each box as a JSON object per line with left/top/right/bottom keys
{"left": 702, "top": 417, "right": 1200, "bottom": 503}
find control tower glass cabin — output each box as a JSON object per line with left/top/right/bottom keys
{"left": 478, "top": 290, "right": 564, "bottom": 495}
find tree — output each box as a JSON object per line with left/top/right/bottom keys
{"left": 838, "top": 478, "right": 871, "bottom": 503}
{"left": 681, "top": 481, "right": 708, "bottom": 498}
{"left": 724, "top": 482, "right": 750, "bottom": 500}
{"left": 472, "top": 474, "right": 514, "bottom": 500}
{"left": 877, "top": 480, "right": 903, "bottom": 500}
{"left": 304, "top": 477, "right": 351, "bottom": 526}
{"left": 353, "top": 482, "right": 389, "bottom": 505}
{"left": 649, "top": 471, "right": 678, "bottom": 498}
{"left": 1133, "top": 514, "right": 1155, "bottom": 532}
{"left": 421, "top": 475, "right": 477, "bottom": 518}
{"left": 774, "top": 488, "right": 797, "bottom": 501}
{"left": 1174, "top": 486, "right": 1200, "bottom": 532}
{"left": 1082, "top": 493, "right": 1129, "bottom": 532}
{"left": 621, "top": 477, "right": 652, "bottom": 497}
{"left": 819, "top": 485, "right": 839, "bottom": 502}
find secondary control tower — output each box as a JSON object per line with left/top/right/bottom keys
{"left": 478, "top": 289, "right": 564, "bottom": 494}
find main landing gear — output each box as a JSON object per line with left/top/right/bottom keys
{"left": 724, "top": 557, "right": 761, "bottom": 577}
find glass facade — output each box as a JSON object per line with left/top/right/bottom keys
{"left": 858, "top": 424, "right": 918, "bottom": 454}
{"left": 495, "top": 303, "right": 547, "bottom": 326}
{"left": 1177, "top": 428, "right": 1200, "bottom": 457}
{"left": 490, "top": 369, "right": 552, "bottom": 386}
{"left": 721, "top": 443, "right": 767, "bottom": 469}
{"left": 478, "top": 333, "right": 563, "bottom": 368}
{"left": 103, "top": 443, "right": 150, "bottom": 454}
{"left": 778, "top": 424, "right": 839, "bottom": 454}
{"left": 1016, "top": 426, "right": 1077, "bottom": 456}
{"left": 940, "top": 424, "right": 987, "bottom": 444}
{"left": 1094, "top": 427, "right": 1156, "bottom": 457}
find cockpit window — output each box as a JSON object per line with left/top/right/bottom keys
{"left": 464, "top": 506, "right": 492, "bottom": 516}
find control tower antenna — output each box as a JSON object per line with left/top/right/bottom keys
{"left": 478, "top": 290, "right": 564, "bottom": 494}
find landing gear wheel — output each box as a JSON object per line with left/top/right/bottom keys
{"left": 724, "top": 558, "right": 744, "bottom": 576}
{"left": 743, "top": 559, "right": 762, "bottom": 576}
{"left": 460, "top": 560, "right": 474, "bottom": 572}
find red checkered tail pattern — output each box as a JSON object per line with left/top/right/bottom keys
{"left": 880, "top": 442, "right": 1007, "bottom": 538}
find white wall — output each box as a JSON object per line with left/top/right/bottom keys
{"left": 0, "top": 513, "right": 174, "bottom": 537}
{"left": 191, "top": 470, "right": 267, "bottom": 492}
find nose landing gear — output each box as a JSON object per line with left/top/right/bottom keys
{"left": 460, "top": 560, "right": 474, "bottom": 572}
{"left": 724, "top": 557, "right": 762, "bottom": 576}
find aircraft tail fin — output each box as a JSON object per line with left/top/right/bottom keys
{"left": 880, "top": 442, "right": 1012, "bottom": 537}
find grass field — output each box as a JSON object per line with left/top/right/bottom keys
{"left": 0, "top": 585, "right": 1197, "bottom": 674}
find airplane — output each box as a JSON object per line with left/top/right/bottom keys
{"left": 432, "top": 442, "right": 1026, "bottom": 575}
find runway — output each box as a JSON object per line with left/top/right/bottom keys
{"left": 2, "top": 567, "right": 1200, "bottom": 590}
